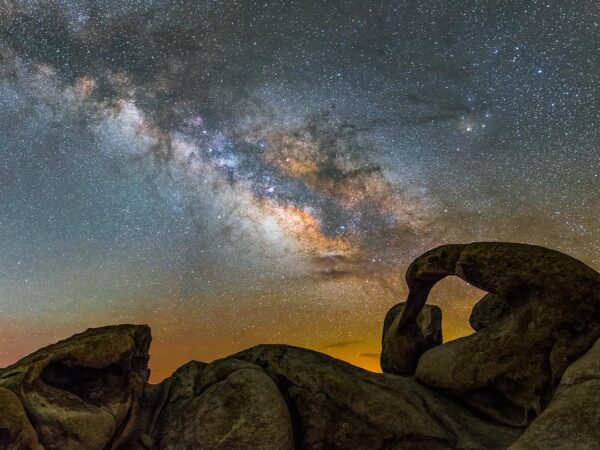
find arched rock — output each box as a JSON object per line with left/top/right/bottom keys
{"left": 391, "top": 242, "right": 600, "bottom": 426}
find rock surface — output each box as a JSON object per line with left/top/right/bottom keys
{"left": 381, "top": 302, "right": 442, "bottom": 374}
{"left": 0, "top": 324, "right": 151, "bottom": 450}
{"left": 150, "top": 358, "right": 294, "bottom": 450}
{"left": 0, "top": 242, "right": 598, "bottom": 450}
{"left": 468, "top": 293, "right": 508, "bottom": 332}
{"left": 394, "top": 242, "right": 600, "bottom": 426}
{"left": 234, "top": 344, "right": 521, "bottom": 450}
{"left": 510, "top": 336, "right": 600, "bottom": 449}
{"left": 0, "top": 387, "right": 43, "bottom": 450}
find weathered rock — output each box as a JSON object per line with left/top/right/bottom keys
{"left": 0, "top": 386, "right": 43, "bottom": 450}
{"left": 0, "top": 325, "right": 151, "bottom": 450}
{"left": 120, "top": 360, "right": 211, "bottom": 449}
{"left": 163, "top": 360, "right": 207, "bottom": 404}
{"left": 381, "top": 302, "right": 442, "bottom": 374}
{"left": 469, "top": 293, "right": 508, "bottom": 331}
{"left": 234, "top": 344, "right": 522, "bottom": 450}
{"left": 151, "top": 358, "right": 294, "bottom": 450}
{"left": 138, "top": 433, "right": 153, "bottom": 449}
{"left": 510, "top": 336, "right": 600, "bottom": 449}
{"left": 394, "top": 242, "right": 600, "bottom": 426}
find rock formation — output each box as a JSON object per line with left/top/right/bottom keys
{"left": 0, "top": 242, "right": 598, "bottom": 449}
{"left": 148, "top": 358, "right": 294, "bottom": 450}
{"left": 510, "top": 336, "right": 600, "bottom": 449}
{"left": 380, "top": 303, "right": 442, "bottom": 374}
{"left": 468, "top": 293, "right": 508, "bottom": 332}
{"left": 387, "top": 242, "right": 600, "bottom": 426}
{"left": 0, "top": 325, "right": 150, "bottom": 450}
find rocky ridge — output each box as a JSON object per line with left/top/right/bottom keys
{"left": 1, "top": 242, "right": 599, "bottom": 449}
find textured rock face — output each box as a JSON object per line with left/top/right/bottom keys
{"left": 234, "top": 345, "right": 521, "bottom": 450}
{"left": 381, "top": 302, "right": 442, "bottom": 374}
{"left": 121, "top": 361, "right": 209, "bottom": 449}
{"left": 394, "top": 242, "right": 600, "bottom": 426}
{"left": 123, "top": 344, "right": 518, "bottom": 450}
{"left": 150, "top": 358, "right": 294, "bottom": 450}
{"left": 510, "top": 336, "right": 600, "bottom": 450}
{"left": 469, "top": 293, "right": 508, "bottom": 332}
{"left": 0, "top": 325, "right": 151, "bottom": 450}
{"left": 0, "top": 387, "right": 43, "bottom": 450}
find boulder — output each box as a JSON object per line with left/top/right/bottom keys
{"left": 393, "top": 242, "right": 600, "bottom": 426}
{"left": 234, "top": 344, "right": 522, "bottom": 450}
{"left": 510, "top": 336, "right": 600, "bottom": 449}
{"left": 150, "top": 358, "right": 294, "bottom": 450}
{"left": 0, "top": 325, "right": 151, "bottom": 450}
{"left": 469, "top": 293, "right": 508, "bottom": 331}
{"left": 0, "top": 386, "right": 42, "bottom": 450}
{"left": 120, "top": 362, "right": 208, "bottom": 449}
{"left": 381, "top": 302, "right": 442, "bottom": 374}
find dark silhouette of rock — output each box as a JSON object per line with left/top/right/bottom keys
{"left": 122, "top": 343, "right": 520, "bottom": 450}
{"left": 0, "top": 387, "right": 42, "bottom": 450}
{"left": 150, "top": 358, "right": 294, "bottom": 450}
{"left": 1, "top": 242, "right": 598, "bottom": 449}
{"left": 233, "top": 345, "right": 521, "bottom": 450}
{"left": 0, "top": 324, "right": 150, "bottom": 450}
{"left": 511, "top": 337, "right": 600, "bottom": 449}
{"left": 381, "top": 302, "right": 442, "bottom": 374}
{"left": 394, "top": 242, "right": 600, "bottom": 426}
{"left": 469, "top": 293, "right": 508, "bottom": 331}
{"left": 123, "top": 361, "right": 209, "bottom": 449}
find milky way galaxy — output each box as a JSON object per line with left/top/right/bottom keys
{"left": 0, "top": 0, "right": 598, "bottom": 381}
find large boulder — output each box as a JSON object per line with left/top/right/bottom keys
{"left": 381, "top": 302, "right": 442, "bottom": 374}
{"left": 393, "top": 242, "right": 600, "bottom": 426}
{"left": 469, "top": 293, "right": 508, "bottom": 332}
{"left": 0, "top": 325, "right": 151, "bottom": 450}
{"left": 0, "top": 386, "right": 43, "bottom": 450}
{"left": 510, "top": 336, "right": 600, "bottom": 449}
{"left": 147, "top": 358, "right": 294, "bottom": 450}
{"left": 233, "top": 344, "right": 522, "bottom": 450}
{"left": 121, "top": 361, "right": 209, "bottom": 449}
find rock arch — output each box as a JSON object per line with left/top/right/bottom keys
{"left": 384, "top": 242, "right": 600, "bottom": 426}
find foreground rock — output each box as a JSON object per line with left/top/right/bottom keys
{"left": 234, "top": 345, "right": 521, "bottom": 450}
{"left": 381, "top": 303, "right": 442, "bottom": 374}
{"left": 510, "top": 337, "right": 600, "bottom": 449}
{"left": 390, "top": 242, "right": 600, "bottom": 426}
{"left": 468, "top": 293, "right": 508, "bottom": 332}
{"left": 124, "top": 346, "right": 518, "bottom": 450}
{"left": 0, "top": 387, "right": 42, "bottom": 450}
{"left": 0, "top": 325, "right": 150, "bottom": 450}
{"left": 149, "top": 358, "right": 294, "bottom": 450}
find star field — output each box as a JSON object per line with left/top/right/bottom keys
{"left": 0, "top": 0, "right": 598, "bottom": 381}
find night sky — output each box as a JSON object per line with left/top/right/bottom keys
{"left": 1, "top": 0, "right": 598, "bottom": 382}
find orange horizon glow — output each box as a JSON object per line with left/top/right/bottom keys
{"left": 0, "top": 276, "right": 490, "bottom": 384}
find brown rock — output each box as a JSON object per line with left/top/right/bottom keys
{"left": 469, "top": 293, "right": 508, "bottom": 331}
{"left": 234, "top": 344, "right": 521, "bottom": 450}
{"left": 0, "top": 386, "right": 43, "bottom": 450}
{"left": 0, "top": 325, "right": 151, "bottom": 450}
{"left": 1, "top": 242, "right": 597, "bottom": 449}
{"left": 510, "top": 336, "right": 600, "bottom": 449}
{"left": 394, "top": 242, "right": 600, "bottom": 426}
{"left": 381, "top": 302, "right": 442, "bottom": 374}
{"left": 152, "top": 358, "right": 294, "bottom": 450}
{"left": 139, "top": 433, "right": 153, "bottom": 449}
